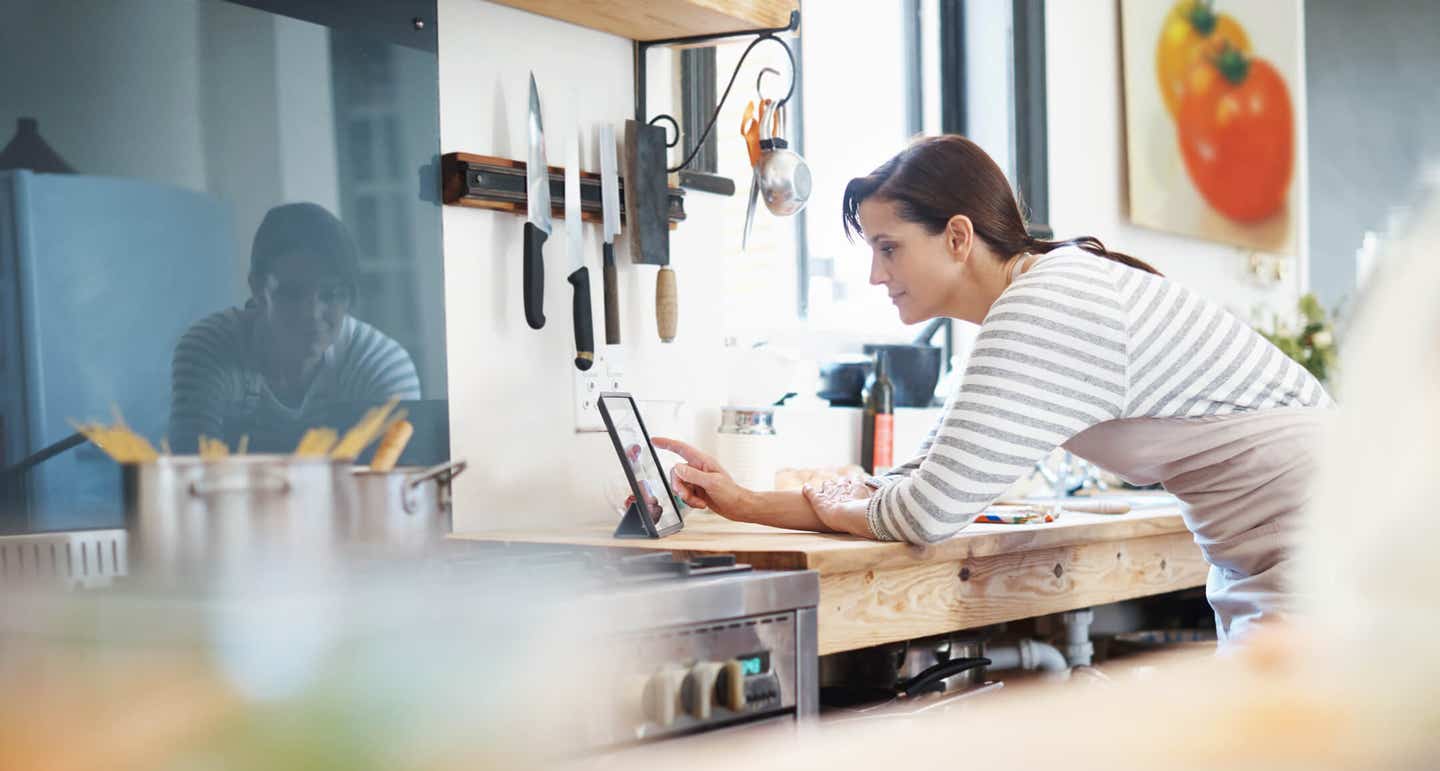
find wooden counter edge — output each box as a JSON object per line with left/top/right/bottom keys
{"left": 450, "top": 508, "right": 1192, "bottom": 576}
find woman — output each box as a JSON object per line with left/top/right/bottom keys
{"left": 657, "top": 136, "right": 1331, "bottom": 643}
{"left": 169, "top": 203, "right": 420, "bottom": 452}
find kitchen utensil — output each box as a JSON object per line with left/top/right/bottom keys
{"left": 121, "top": 454, "right": 358, "bottom": 584}
{"left": 996, "top": 498, "right": 1133, "bottom": 515}
{"left": 819, "top": 633, "right": 991, "bottom": 708}
{"left": 624, "top": 119, "right": 676, "bottom": 342}
{"left": 739, "top": 97, "right": 774, "bottom": 252}
{"left": 348, "top": 460, "right": 468, "bottom": 553}
{"left": 715, "top": 406, "right": 778, "bottom": 492}
{"left": 523, "top": 72, "right": 550, "bottom": 330}
{"left": 598, "top": 123, "right": 622, "bottom": 345}
{"left": 817, "top": 355, "right": 874, "bottom": 407}
{"left": 565, "top": 128, "right": 594, "bottom": 370}
{"left": 757, "top": 101, "right": 811, "bottom": 217}
{"left": 862, "top": 343, "right": 943, "bottom": 407}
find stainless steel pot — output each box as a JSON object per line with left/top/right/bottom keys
{"left": 348, "top": 460, "right": 467, "bottom": 553}
{"left": 121, "top": 454, "right": 357, "bottom": 583}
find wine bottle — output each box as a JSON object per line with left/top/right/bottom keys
{"left": 861, "top": 351, "right": 894, "bottom": 474}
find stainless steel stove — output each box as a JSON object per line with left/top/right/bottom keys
{"left": 458, "top": 548, "right": 820, "bottom": 745}
{"left": 0, "top": 532, "right": 819, "bottom": 747}
{"left": 584, "top": 552, "right": 818, "bottom": 742}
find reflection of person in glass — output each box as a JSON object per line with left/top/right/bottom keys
{"left": 169, "top": 203, "right": 419, "bottom": 451}
{"left": 625, "top": 441, "right": 664, "bottom": 522}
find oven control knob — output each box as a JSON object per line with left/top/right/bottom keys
{"left": 716, "top": 659, "right": 748, "bottom": 712}
{"left": 642, "top": 665, "right": 688, "bottom": 727}
{"left": 682, "top": 661, "right": 725, "bottom": 719}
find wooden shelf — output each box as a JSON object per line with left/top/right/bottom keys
{"left": 490, "top": 0, "right": 797, "bottom": 42}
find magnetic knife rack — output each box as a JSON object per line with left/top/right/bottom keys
{"left": 440, "top": 152, "right": 685, "bottom": 229}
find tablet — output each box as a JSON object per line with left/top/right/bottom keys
{"left": 597, "top": 393, "right": 684, "bottom": 538}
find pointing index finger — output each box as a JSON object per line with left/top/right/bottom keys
{"left": 652, "top": 437, "right": 716, "bottom": 470}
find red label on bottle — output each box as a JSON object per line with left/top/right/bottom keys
{"left": 873, "top": 414, "right": 894, "bottom": 473}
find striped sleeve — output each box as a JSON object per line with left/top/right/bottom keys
{"left": 337, "top": 318, "right": 422, "bottom": 401}
{"left": 168, "top": 311, "right": 242, "bottom": 453}
{"left": 866, "top": 260, "right": 1130, "bottom": 543}
{"left": 871, "top": 396, "right": 951, "bottom": 486}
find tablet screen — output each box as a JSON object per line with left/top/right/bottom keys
{"left": 600, "top": 395, "right": 682, "bottom": 533}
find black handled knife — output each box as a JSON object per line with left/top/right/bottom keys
{"left": 523, "top": 72, "right": 549, "bottom": 330}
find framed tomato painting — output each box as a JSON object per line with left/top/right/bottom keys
{"left": 1120, "top": 0, "right": 1303, "bottom": 254}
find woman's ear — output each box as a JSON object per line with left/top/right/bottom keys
{"left": 945, "top": 214, "right": 974, "bottom": 263}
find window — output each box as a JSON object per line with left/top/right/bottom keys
{"left": 0, "top": 0, "right": 446, "bottom": 533}
{"left": 679, "top": 1, "right": 1048, "bottom": 351}
{"left": 797, "top": 0, "right": 926, "bottom": 340}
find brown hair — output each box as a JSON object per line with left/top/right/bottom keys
{"left": 842, "top": 135, "right": 1161, "bottom": 275}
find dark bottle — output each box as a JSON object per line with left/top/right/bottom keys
{"left": 861, "top": 351, "right": 895, "bottom": 474}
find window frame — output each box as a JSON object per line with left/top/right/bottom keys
{"left": 674, "top": 1, "right": 1051, "bottom": 330}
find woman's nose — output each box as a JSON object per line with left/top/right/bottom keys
{"left": 869, "top": 256, "right": 889, "bottom": 286}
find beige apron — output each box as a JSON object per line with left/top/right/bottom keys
{"left": 1063, "top": 407, "right": 1328, "bottom": 644}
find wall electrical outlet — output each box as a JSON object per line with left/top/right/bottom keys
{"left": 574, "top": 349, "right": 627, "bottom": 433}
{"left": 574, "top": 366, "right": 604, "bottom": 433}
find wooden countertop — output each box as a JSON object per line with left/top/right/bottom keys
{"left": 450, "top": 505, "right": 1192, "bottom": 575}
{"left": 453, "top": 500, "right": 1207, "bottom": 654}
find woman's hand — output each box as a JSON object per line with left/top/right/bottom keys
{"left": 652, "top": 437, "right": 753, "bottom": 521}
{"left": 801, "top": 478, "right": 876, "bottom": 538}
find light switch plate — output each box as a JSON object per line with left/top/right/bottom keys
{"left": 574, "top": 365, "right": 603, "bottom": 433}
{"left": 574, "top": 351, "right": 626, "bottom": 433}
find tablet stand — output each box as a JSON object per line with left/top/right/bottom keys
{"left": 613, "top": 501, "right": 656, "bottom": 539}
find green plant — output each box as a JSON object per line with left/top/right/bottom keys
{"left": 1256, "top": 293, "right": 1338, "bottom": 384}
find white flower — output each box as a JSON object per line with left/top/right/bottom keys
{"left": 1312, "top": 330, "right": 1334, "bottom": 349}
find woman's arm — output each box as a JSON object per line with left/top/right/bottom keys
{"left": 656, "top": 437, "right": 873, "bottom": 536}
{"left": 731, "top": 488, "right": 839, "bottom": 532}
{"left": 867, "top": 261, "right": 1129, "bottom": 543}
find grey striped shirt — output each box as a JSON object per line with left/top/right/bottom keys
{"left": 867, "top": 247, "right": 1331, "bottom": 544}
{"left": 169, "top": 307, "right": 420, "bottom": 451}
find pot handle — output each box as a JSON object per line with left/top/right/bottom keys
{"left": 406, "top": 459, "right": 468, "bottom": 490}
{"left": 897, "top": 657, "right": 991, "bottom": 698}
{"left": 189, "top": 471, "right": 291, "bottom": 497}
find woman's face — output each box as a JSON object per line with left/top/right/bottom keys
{"left": 857, "top": 198, "right": 1002, "bottom": 325}
{"left": 250, "top": 251, "right": 351, "bottom": 359}
{"left": 858, "top": 198, "right": 962, "bottom": 325}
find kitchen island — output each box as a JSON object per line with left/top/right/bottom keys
{"left": 452, "top": 501, "right": 1207, "bottom": 654}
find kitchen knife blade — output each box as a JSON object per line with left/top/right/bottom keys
{"left": 623, "top": 119, "right": 676, "bottom": 342}
{"left": 523, "top": 72, "right": 550, "bottom": 330}
{"left": 598, "top": 124, "right": 621, "bottom": 345}
{"left": 566, "top": 128, "right": 593, "bottom": 371}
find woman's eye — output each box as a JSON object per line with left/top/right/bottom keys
{"left": 881, "top": 245, "right": 896, "bottom": 257}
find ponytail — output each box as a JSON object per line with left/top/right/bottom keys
{"left": 1027, "top": 235, "right": 1162, "bottom": 276}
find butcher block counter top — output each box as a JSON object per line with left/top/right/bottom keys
{"left": 452, "top": 503, "right": 1207, "bottom": 654}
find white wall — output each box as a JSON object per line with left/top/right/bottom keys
{"left": 1044, "top": 0, "right": 1304, "bottom": 318}
{"left": 438, "top": 0, "right": 734, "bottom": 531}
